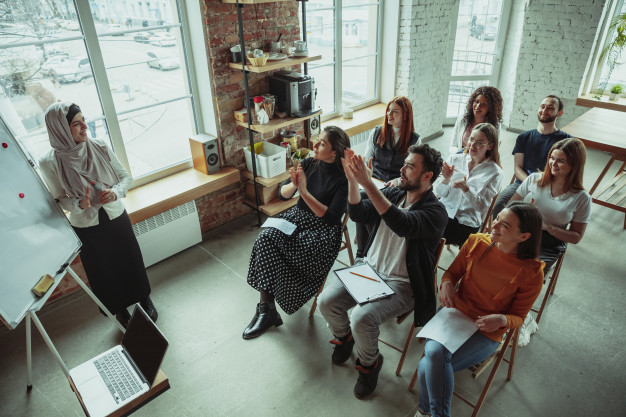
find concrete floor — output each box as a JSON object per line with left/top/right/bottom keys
{"left": 1, "top": 126, "right": 625, "bottom": 417}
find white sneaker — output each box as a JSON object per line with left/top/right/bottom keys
{"left": 414, "top": 408, "right": 431, "bottom": 417}
{"left": 518, "top": 313, "right": 539, "bottom": 347}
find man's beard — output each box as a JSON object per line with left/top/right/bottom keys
{"left": 398, "top": 176, "right": 422, "bottom": 192}
{"left": 537, "top": 113, "right": 557, "bottom": 123}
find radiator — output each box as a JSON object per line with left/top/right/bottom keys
{"left": 131, "top": 201, "right": 202, "bottom": 267}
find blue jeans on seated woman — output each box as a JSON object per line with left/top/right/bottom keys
{"left": 417, "top": 332, "right": 500, "bottom": 417}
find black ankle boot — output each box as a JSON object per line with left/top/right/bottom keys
{"left": 140, "top": 297, "right": 158, "bottom": 322}
{"left": 242, "top": 302, "right": 282, "bottom": 340}
{"left": 242, "top": 303, "right": 261, "bottom": 338}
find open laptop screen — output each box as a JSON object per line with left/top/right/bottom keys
{"left": 122, "top": 305, "right": 169, "bottom": 385}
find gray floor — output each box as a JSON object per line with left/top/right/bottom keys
{"left": 1, "top": 126, "right": 625, "bottom": 417}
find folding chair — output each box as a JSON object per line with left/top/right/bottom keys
{"left": 408, "top": 327, "right": 520, "bottom": 417}
{"left": 378, "top": 238, "right": 446, "bottom": 376}
{"left": 531, "top": 249, "right": 566, "bottom": 324}
{"left": 309, "top": 211, "right": 354, "bottom": 317}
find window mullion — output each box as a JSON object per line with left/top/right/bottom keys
{"left": 74, "top": 0, "right": 131, "bottom": 174}
{"left": 335, "top": 0, "right": 342, "bottom": 115}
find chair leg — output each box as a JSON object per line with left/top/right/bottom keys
{"left": 507, "top": 328, "right": 519, "bottom": 381}
{"left": 409, "top": 367, "right": 418, "bottom": 391}
{"left": 471, "top": 330, "right": 515, "bottom": 417}
{"left": 396, "top": 325, "right": 416, "bottom": 376}
{"left": 343, "top": 230, "right": 355, "bottom": 265}
{"left": 309, "top": 277, "right": 327, "bottom": 317}
{"left": 549, "top": 254, "right": 564, "bottom": 295}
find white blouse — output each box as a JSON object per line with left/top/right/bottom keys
{"left": 38, "top": 138, "right": 132, "bottom": 228}
{"left": 435, "top": 152, "right": 503, "bottom": 228}
{"left": 516, "top": 172, "right": 592, "bottom": 228}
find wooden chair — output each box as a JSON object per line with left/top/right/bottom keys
{"left": 446, "top": 191, "right": 500, "bottom": 251}
{"left": 378, "top": 238, "right": 446, "bottom": 376}
{"left": 408, "top": 327, "right": 520, "bottom": 417}
{"left": 531, "top": 249, "right": 566, "bottom": 324}
{"left": 309, "top": 211, "right": 354, "bottom": 317}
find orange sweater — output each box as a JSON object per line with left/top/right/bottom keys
{"left": 442, "top": 234, "right": 544, "bottom": 342}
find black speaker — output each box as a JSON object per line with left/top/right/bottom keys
{"left": 189, "top": 134, "right": 221, "bottom": 175}
{"left": 309, "top": 114, "right": 320, "bottom": 136}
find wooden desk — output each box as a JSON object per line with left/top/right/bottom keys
{"left": 69, "top": 370, "right": 170, "bottom": 417}
{"left": 562, "top": 108, "right": 626, "bottom": 227}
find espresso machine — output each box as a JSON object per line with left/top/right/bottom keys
{"left": 268, "top": 70, "right": 317, "bottom": 117}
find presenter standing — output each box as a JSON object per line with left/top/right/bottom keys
{"left": 39, "top": 102, "right": 157, "bottom": 328}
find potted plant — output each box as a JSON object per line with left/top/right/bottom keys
{"left": 609, "top": 84, "right": 623, "bottom": 100}
{"left": 595, "top": 12, "right": 626, "bottom": 100}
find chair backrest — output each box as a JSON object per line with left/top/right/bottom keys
{"left": 433, "top": 237, "right": 446, "bottom": 294}
{"left": 479, "top": 192, "right": 500, "bottom": 234}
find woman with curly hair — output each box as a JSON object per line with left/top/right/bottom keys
{"left": 449, "top": 86, "right": 503, "bottom": 153}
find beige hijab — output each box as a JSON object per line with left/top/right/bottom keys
{"left": 44, "top": 102, "right": 119, "bottom": 198}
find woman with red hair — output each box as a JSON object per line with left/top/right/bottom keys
{"left": 356, "top": 96, "right": 421, "bottom": 257}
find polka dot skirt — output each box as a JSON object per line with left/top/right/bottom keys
{"left": 247, "top": 205, "right": 343, "bottom": 315}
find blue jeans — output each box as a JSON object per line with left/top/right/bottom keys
{"left": 418, "top": 332, "right": 499, "bottom": 417}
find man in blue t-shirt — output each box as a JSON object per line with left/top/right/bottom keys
{"left": 492, "top": 95, "right": 571, "bottom": 218}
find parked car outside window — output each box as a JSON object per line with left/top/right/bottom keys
{"left": 146, "top": 51, "right": 180, "bottom": 71}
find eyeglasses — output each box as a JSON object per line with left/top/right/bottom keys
{"left": 467, "top": 139, "right": 488, "bottom": 147}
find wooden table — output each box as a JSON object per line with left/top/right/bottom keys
{"left": 562, "top": 107, "right": 626, "bottom": 227}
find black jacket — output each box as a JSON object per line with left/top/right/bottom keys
{"left": 348, "top": 186, "right": 447, "bottom": 326}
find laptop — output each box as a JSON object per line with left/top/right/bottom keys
{"left": 69, "top": 304, "right": 169, "bottom": 417}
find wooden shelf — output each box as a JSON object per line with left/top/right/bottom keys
{"left": 244, "top": 196, "right": 298, "bottom": 216}
{"left": 324, "top": 103, "right": 387, "bottom": 137}
{"left": 236, "top": 109, "right": 322, "bottom": 133}
{"left": 229, "top": 55, "right": 321, "bottom": 73}
{"left": 242, "top": 169, "right": 290, "bottom": 187}
{"left": 223, "top": 0, "right": 293, "bottom": 4}
{"left": 577, "top": 94, "right": 626, "bottom": 113}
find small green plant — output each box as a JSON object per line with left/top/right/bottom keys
{"left": 610, "top": 84, "right": 623, "bottom": 94}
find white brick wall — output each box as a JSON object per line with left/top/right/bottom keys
{"left": 396, "top": 0, "right": 458, "bottom": 139}
{"left": 502, "top": 0, "right": 606, "bottom": 131}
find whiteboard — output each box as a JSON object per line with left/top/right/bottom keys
{"left": 0, "top": 116, "right": 81, "bottom": 330}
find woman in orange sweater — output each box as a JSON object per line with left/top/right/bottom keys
{"left": 415, "top": 201, "right": 544, "bottom": 417}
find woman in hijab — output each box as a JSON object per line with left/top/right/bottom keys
{"left": 38, "top": 102, "right": 157, "bottom": 327}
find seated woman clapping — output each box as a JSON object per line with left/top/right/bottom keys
{"left": 242, "top": 126, "right": 351, "bottom": 340}
{"left": 435, "top": 123, "right": 503, "bottom": 247}
{"left": 415, "top": 202, "right": 544, "bottom": 417}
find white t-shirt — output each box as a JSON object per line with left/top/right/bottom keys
{"left": 364, "top": 198, "right": 410, "bottom": 283}
{"left": 516, "top": 172, "right": 592, "bottom": 228}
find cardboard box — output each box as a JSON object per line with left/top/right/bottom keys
{"left": 245, "top": 181, "right": 278, "bottom": 205}
{"left": 234, "top": 108, "right": 248, "bottom": 123}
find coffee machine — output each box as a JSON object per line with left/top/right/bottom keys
{"left": 268, "top": 71, "right": 317, "bottom": 117}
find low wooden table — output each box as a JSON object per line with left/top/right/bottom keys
{"left": 69, "top": 370, "right": 170, "bottom": 417}
{"left": 562, "top": 107, "right": 626, "bottom": 228}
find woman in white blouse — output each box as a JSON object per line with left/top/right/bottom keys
{"left": 436, "top": 123, "right": 503, "bottom": 246}
{"left": 39, "top": 102, "right": 157, "bottom": 328}
{"left": 510, "top": 137, "right": 591, "bottom": 270}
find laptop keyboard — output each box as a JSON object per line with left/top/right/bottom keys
{"left": 94, "top": 350, "right": 143, "bottom": 403}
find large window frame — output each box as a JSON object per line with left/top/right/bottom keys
{"left": 580, "top": 0, "right": 626, "bottom": 97}
{"left": 303, "top": 0, "right": 384, "bottom": 121}
{"left": 0, "top": 0, "right": 216, "bottom": 188}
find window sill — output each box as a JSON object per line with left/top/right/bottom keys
{"left": 577, "top": 94, "right": 626, "bottom": 112}
{"left": 324, "top": 103, "right": 387, "bottom": 137}
{"left": 122, "top": 166, "right": 240, "bottom": 224}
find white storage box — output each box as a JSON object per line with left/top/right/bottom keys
{"left": 244, "top": 141, "right": 286, "bottom": 178}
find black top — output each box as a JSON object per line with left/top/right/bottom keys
{"left": 349, "top": 187, "right": 447, "bottom": 327}
{"left": 512, "top": 129, "right": 571, "bottom": 180}
{"left": 372, "top": 126, "right": 421, "bottom": 182}
{"left": 279, "top": 157, "right": 348, "bottom": 225}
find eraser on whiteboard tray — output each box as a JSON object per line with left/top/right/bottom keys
{"left": 32, "top": 274, "right": 54, "bottom": 297}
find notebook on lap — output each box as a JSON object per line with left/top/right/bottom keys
{"left": 69, "top": 304, "right": 169, "bottom": 417}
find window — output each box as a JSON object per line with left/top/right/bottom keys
{"left": 445, "top": 0, "right": 510, "bottom": 122}
{"left": 0, "top": 0, "right": 201, "bottom": 184}
{"left": 582, "top": 0, "right": 626, "bottom": 96}
{"left": 303, "top": 0, "right": 381, "bottom": 119}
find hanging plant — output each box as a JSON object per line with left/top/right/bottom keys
{"left": 594, "top": 12, "right": 626, "bottom": 99}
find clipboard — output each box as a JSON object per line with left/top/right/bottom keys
{"left": 334, "top": 263, "right": 395, "bottom": 305}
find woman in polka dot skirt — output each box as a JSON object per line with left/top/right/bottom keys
{"left": 243, "top": 126, "right": 351, "bottom": 339}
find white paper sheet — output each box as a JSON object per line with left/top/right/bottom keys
{"left": 334, "top": 263, "right": 395, "bottom": 304}
{"left": 359, "top": 177, "right": 387, "bottom": 190}
{"left": 416, "top": 307, "right": 478, "bottom": 353}
{"left": 261, "top": 218, "right": 297, "bottom": 235}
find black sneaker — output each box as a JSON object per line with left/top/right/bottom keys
{"left": 353, "top": 354, "right": 384, "bottom": 399}
{"left": 330, "top": 332, "right": 355, "bottom": 364}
